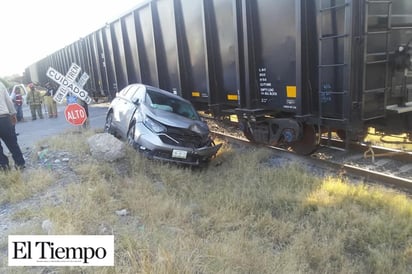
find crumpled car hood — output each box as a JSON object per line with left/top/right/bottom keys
{"left": 143, "top": 105, "right": 210, "bottom": 135}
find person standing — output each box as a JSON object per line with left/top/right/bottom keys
{"left": 44, "top": 82, "right": 58, "bottom": 118}
{"left": 10, "top": 86, "right": 24, "bottom": 121}
{"left": 26, "top": 83, "right": 43, "bottom": 120}
{"left": 0, "top": 82, "right": 26, "bottom": 170}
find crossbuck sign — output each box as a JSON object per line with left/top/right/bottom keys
{"left": 46, "top": 63, "right": 92, "bottom": 104}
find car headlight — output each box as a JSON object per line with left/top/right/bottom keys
{"left": 143, "top": 116, "right": 166, "bottom": 133}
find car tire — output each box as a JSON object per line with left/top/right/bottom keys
{"left": 104, "top": 112, "right": 115, "bottom": 135}
{"left": 127, "top": 123, "right": 137, "bottom": 149}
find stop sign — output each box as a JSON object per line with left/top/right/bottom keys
{"left": 64, "top": 103, "right": 87, "bottom": 125}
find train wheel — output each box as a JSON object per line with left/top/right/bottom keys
{"left": 290, "top": 124, "right": 318, "bottom": 155}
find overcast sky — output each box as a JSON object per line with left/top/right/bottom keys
{"left": 0, "top": 0, "right": 143, "bottom": 77}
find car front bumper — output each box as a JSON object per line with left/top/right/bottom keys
{"left": 134, "top": 123, "right": 222, "bottom": 165}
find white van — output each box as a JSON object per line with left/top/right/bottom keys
{"left": 10, "top": 84, "right": 28, "bottom": 105}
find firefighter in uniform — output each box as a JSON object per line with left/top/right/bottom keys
{"left": 26, "top": 83, "right": 43, "bottom": 120}
{"left": 44, "top": 82, "right": 58, "bottom": 118}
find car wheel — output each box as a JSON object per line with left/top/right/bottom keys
{"left": 104, "top": 112, "right": 114, "bottom": 134}
{"left": 127, "top": 123, "right": 137, "bottom": 149}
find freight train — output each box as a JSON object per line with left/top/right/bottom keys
{"left": 25, "top": 0, "right": 412, "bottom": 154}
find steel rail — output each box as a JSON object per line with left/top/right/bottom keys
{"left": 212, "top": 131, "right": 412, "bottom": 193}
{"left": 320, "top": 137, "right": 412, "bottom": 163}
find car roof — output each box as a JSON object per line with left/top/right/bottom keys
{"left": 133, "top": 83, "right": 191, "bottom": 103}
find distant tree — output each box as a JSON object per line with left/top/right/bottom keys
{"left": 0, "top": 78, "right": 10, "bottom": 89}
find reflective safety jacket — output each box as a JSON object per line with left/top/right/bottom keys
{"left": 14, "top": 94, "right": 23, "bottom": 106}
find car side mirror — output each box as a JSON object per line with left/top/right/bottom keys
{"left": 133, "top": 98, "right": 140, "bottom": 105}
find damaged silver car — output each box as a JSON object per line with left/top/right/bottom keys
{"left": 104, "top": 84, "right": 221, "bottom": 165}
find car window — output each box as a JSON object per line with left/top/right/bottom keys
{"left": 145, "top": 89, "right": 200, "bottom": 120}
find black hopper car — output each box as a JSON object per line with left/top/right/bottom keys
{"left": 26, "top": 0, "right": 412, "bottom": 154}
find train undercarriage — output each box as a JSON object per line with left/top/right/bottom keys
{"left": 234, "top": 109, "right": 412, "bottom": 155}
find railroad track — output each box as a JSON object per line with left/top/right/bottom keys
{"left": 210, "top": 129, "right": 412, "bottom": 194}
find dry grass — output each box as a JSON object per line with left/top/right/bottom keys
{"left": 0, "top": 169, "right": 55, "bottom": 204}
{"left": 1, "top": 130, "right": 412, "bottom": 273}
{"left": 35, "top": 128, "right": 97, "bottom": 155}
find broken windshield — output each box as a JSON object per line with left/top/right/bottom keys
{"left": 146, "top": 89, "right": 200, "bottom": 120}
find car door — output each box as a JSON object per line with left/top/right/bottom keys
{"left": 111, "top": 86, "right": 131, "bottom": 132}
{"left": 117, "top": 85, "right": 141, "bottom": 138}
